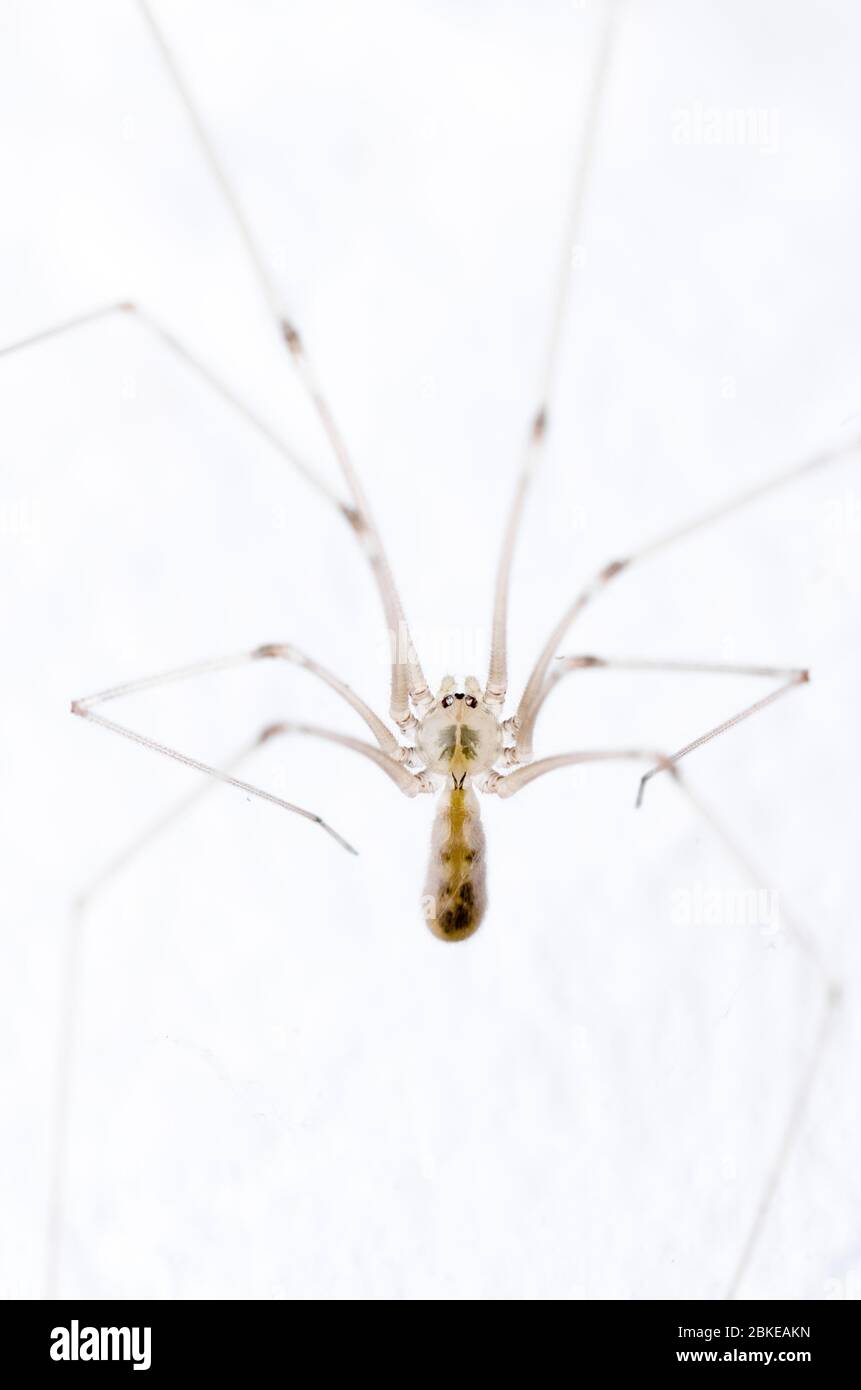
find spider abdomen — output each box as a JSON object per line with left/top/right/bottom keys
{"left": 424, "top": 782, "right": 487, "bottom": 941}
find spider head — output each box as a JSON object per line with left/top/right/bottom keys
{"left": 415, "top": 676, "right": 502, "bottom": 776}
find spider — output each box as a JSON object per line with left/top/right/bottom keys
{"left": 3, "top": 0, "right": 855, "bottom": 1299}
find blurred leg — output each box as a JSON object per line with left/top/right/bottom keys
{"left": 47, "top": 715, "right": 431, "bottom": 1294}
{"left": 488, "top": 744, "right": 841, "bottom": 1296}
{"left": 485, "top": 0, "right": 621, "bottom": 707}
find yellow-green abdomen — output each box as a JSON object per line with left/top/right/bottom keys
{"left": 423, "top": 783, "right": 487, "bottom": 941}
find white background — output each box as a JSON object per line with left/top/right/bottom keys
{"left": 1, "top": 0, "right": 860, "bottom": 1300}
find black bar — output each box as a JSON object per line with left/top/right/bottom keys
{"left": 2, "top": 1298, "right": 856, "bottom": 1375}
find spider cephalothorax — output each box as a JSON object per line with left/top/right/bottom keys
{"left": 415, "top": 676, "right": 503, "bottom": 780}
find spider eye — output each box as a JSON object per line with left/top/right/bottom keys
{"left": 465, "top": 695, "right": 478, "bottom": 709}
{"left": 441, "top": 694, "right": 454, "bottom": 708}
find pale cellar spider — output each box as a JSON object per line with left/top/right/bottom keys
{"left": 4, "top": 0, "right": 858, "bottom": 1299}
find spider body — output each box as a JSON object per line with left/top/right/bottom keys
{"left": 414, "top": 676, "right": 503, "bottom": 939}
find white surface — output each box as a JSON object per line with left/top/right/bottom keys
{"left": 1, "top": 0, "right": 860, "bottom": 1300}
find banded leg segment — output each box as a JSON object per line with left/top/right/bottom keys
{"left": 0, "top": 303, "right": 422, "bottom": 725}
{"left": 137, "top": 0, "right": 428, "bottom": 722}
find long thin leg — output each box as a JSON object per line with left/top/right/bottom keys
{"left": 489, "top": 747, "right": 841, "bottom": 1294}
{"left": 257, "top": 719, "right": 432, "bottom": 797}
{"left": 70, "top": 706, "right": 427, "bottom": 851}
{"left": 255, "top": 645, "right": 410, "bottom": 762}
{"left": 73, "top": 700, "right": 358, "bottom": 853}
{"left": 489, "top": 746, "right": 677, "bottom": 802}
{"left": 73, "top": 643, "right": 404, "bottom": 758}
{"left": 137, "top": 0, "right": 428, "bottom": 722}
{"left": 485, "top": 0, "right": 621, "bottom": 707}
{"left": 71, "top": 646, "right": 431, "bottom": 853}
{"left": 511, "top": 651, "right": 809, "bottom": 776}
{"left": 513, "top": 433, "right": 861, "bottom": 748}
{"left": 636, "top": 670, "right": 808, "bottom": 807}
